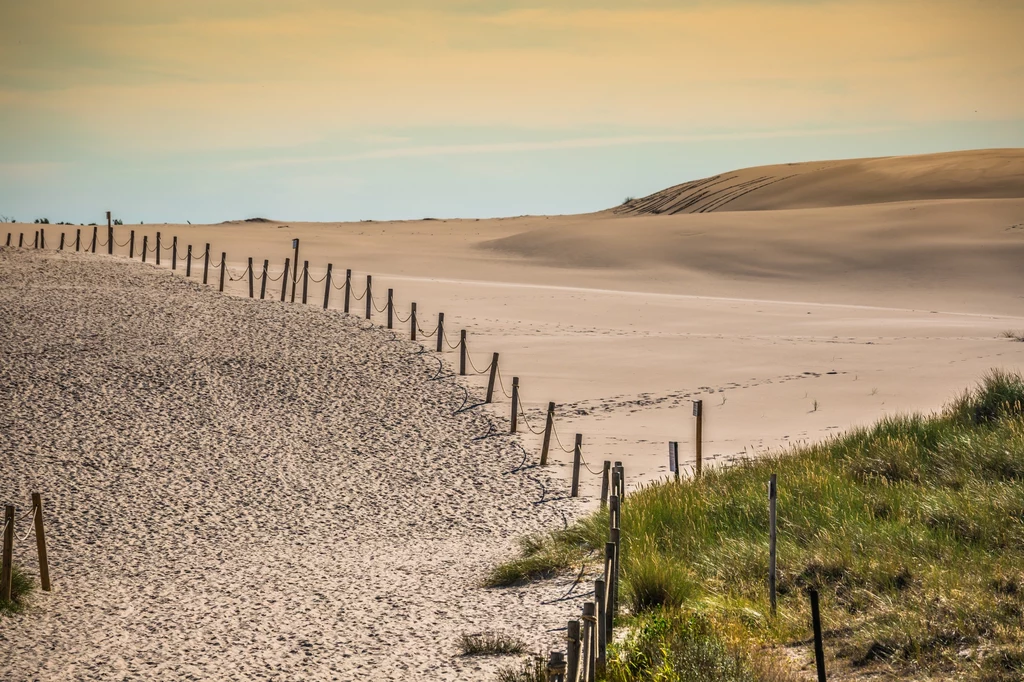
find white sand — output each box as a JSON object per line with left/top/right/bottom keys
{"left": 0, "top": 248, "right": 583, "bottom": 680}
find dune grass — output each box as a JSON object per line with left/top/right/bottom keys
{"left": 491, "top": 370, "right": 1024, "bottom": 680}
{"left": 0, "top": 565, "right": 35, "bottom": 615}
{"left": 459, "top": 631, "right": 527, "bottom": 656}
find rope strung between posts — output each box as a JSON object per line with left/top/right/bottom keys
{"left": 518, "top": 401, "right": 547, "bottom": 435}
{"left": 16, "top": 517, "right": 36, "bottom": 542}
{"left": 417, "top": 323, "right": 439, "bottom": 339}
{"left": 351, "top": 285, "right": 367, "bottom": 301}
{"left": 16, "top": 505, "right": 36, "bottom": 523}
{"left": 443, "top": 330, "right": 461, "bottom": 351}
{"left": 228, "top": 263, "right": 251, "bottom": 281}
{"left": 495, "top": 365, "right": 514, "bottom": 399}
{"left": 577, "top": 444, "right": 605, "bottom": 476}
{"left": 208, "top": 257, "right": 222, "bottom": 268}
{"left": 394, "top": 309, "right": 412, "bottom": 323}
{"left": 331, "top": 275, "right": 347, "bottom": 290}
{"left": 306, "top": 269, "right": 328, "bottom": 284}
{"left": 264, "top": 269, "right": 285, "bottom": 282}
{"left": 0, "top": 518, "right": 7, "bottom": 536}
{"left": 372, "top": 294, "right": 388, "bottom": 314}
{"left": 550, "top": 420, "right": 577, "bottom": 454}
{"left": 464, "top": 345, "right": 493, "bottom": 375}
{"left": 161, "top": 242, "right": 174, "bottom": 251}
{"left": 114, "top": 236, "right": 132, "bottom": 247}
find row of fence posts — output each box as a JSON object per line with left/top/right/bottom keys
{"left": 1, "top": 493, "right": 51, "bottom": 603}
{"left": 10, "top": 227, "right": 601, "bottom": 495}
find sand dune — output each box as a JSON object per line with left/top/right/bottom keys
{"left": 0, "top": 249, "right": 581, "bottom": 680}
{"left": 614, "top": 148, "right": 1024, "bottom": 214}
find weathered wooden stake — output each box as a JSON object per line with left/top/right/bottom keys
{"left": 600, "top": 461, "right": 611, "bottom": 507}
{"left": 155, "top": 232, "right": 161, "bottom": 264}
{"left": 219, "top": 253, "right": 226, "bottom": 292}
{"left": 344, "top": 269, "right": 351, "bottom": 313}
{"left": 566, "top": 620, "right": 581, "bottom": 682}
{"left": 31, "top": 493, "right": 50, "bottom": 592}
{"left": 59, "top": 233, "right": 66, "bottom": 250}
{"left": 365, "top": 275, "right": 372, "bottom": 319}
{"left": 106, "top": 211, "right": 113, "bottom": 255}
{"left": 571, "top": 433, "right": 583, "bottom": 497}
{"left": 769, "top": 473, "right": 778, "bottom": 617}
{"left": 581, "top": 602, "right": 596, "bottom": 682}
{"left": 171, "top": 236, "right": 178, "bottom": 269}
{"left": 810, "top": 589, "right": 827, "bottom": 682}
{"left": 410, "top": 302, "right": 417, "bottom": 340}
{"left": 248, "top": 257, "right": 255, "bottom": 298}
{"left": 604, "top": 542, "right": 616, "bottom": 638}
{"left": 435, "top": 312, "right": 444, "bottom": 352}
{"left": 203, "top": 244, "right": 210, "bottom": 284}
{"left": 91, "top": 225, "right": 98, "bottom": 253}
{"left": 280, "top": 258, "right": 290, "bottom": 301}
{"left": 1, "top": 505, "right": 13, "bottom": 602}
{"left": 323, "top": 264, "right": 333, "bottom": 309}
{"left": 387, "top": 289, "right": 394, "bottom": 329}
{"left": 610, "top": 471, "right": 621, "bottom": 522}
{"left": 18, "top": 233, "right": 23, "bottom": 248}
{"left": 486, "top": 353, "right": 499, "bottom": 403}
{"left": 610, "top": 525, "right": 621, "bottom": 625}
{"left": 540, "top": 401, "right": 555, "bottom": 465}
{"left": 4, "top": 233, "right": 9, "bottom": 246}
{"left": 129, "top": 231, "right": 136, "bottom": 259}
{"left": 302, "top": 261, "right": 309, "bottom": 304}
{"left": 459, "top": 330, "right": 467, "bottom": 376}
{"left": 595, "top": 577, "right": 607, "bottom": 671}
{"left": 547, "top": 650, "right": 566, "bottom": 682}
{"left": 694, "top": 399, "right": 703, "bottom": 477}
{"left": 615, "top": 462, "right": 624, "bottom": 498}
{"left": 291, "top": 238, "right": 300, "bottom": 303}
{"left": 186, "top": 245, "right": 192, "bottom": 276}
{"left": 510, "top": 376, "right": 520, "bottom": 433}
{"left": 39, "top": 229, "right": 45, "bottom": 248}
{"left": 142, "top": 236, "right": 148, "bottom": 262}
{"left": 34, "top": 231, "right": 38, "bottom": 248}
{"left": 261, "top": 260, "right": 269, "bottom": 299}
{"left": 75, "top": 228, "right": 81, "bottom": 251}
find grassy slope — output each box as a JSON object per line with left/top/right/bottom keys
{"left": 490, "top": 372, "right": 1024, "bottom": 681}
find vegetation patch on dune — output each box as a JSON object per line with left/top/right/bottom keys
{"left": 0, "top": 566, "right": 35, "bottom": 615}
{"left": 492, "top": 371, "right": 1024, "bottom": 681}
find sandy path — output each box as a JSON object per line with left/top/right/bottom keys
{"left": 0, "top": 248, "right": 583, "bottom": 681}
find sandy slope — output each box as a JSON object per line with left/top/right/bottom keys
{"left": 0, "top": 249, "right": 583, "bottom": 681}
{"left": 614, "top": 148, "right": 1024, "bottom": 214}
{"left": 5, "top": 150, "right": 1024, "bottom": 505}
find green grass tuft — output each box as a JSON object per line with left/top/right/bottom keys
{"left": 0, "top": 565, "right": 35, "bottom": 615}
{"left": 459, "top": 631, "right": 526, "bottom": 656}
{"left": 494, "top": 371, "right": 1024, "bottom": 680}
{"left": 495, "top": 656, "right": 548, "bottom": 682}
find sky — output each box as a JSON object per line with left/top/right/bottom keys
{"left": 1, "top": 0, "right": 1023, "bottom": 224}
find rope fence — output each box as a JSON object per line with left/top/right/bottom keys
{"left": 1, "top": 493, "right": 52, "bottom": 602}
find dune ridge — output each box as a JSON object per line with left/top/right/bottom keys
{"left": 614, "top": 148, "right": 1024, "bottom": 214}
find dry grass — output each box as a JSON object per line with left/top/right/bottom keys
{"left": 459, "top": 631, "right": 526, "bottom": 656}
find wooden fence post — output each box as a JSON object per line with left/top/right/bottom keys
{"left": 248, "top": 258, "right": 255, "bottom": 298}
{"left": 365, "top": 275, "right": 372, "bottom": 319}
{"left": 4, "top": 233, "right": 9, "bottom": 246}
{"left": 219, "top": 253, "right": 226, "bottom": 292}
{"left": 31, "top": 493, "right": 50, "bottom": 592}
{"left": 604, "top": 542, "right": 616, "bottom": 638}
{"left": 436, "top": 312, "right": 444, "bottom": 352}
{"left": 75, "top": 229, "right": 81, "bottom": 251}
{"left": 510, "top": 376, "right": 519, "bottom": 433}
{"left": 18, "top": 233, "right": 23, "bottom": 248}
{"left": 600, "top": 461, "right": 611, "bottom": 507}
{"left": 142, "top": 235, "right": 148, "bottom": 262}
{"left": 459, "top": 330, "right": 467, "bottom": 376}
{"left": 571, "top": 434, "right": 583, "bottom": 497}
{"left": 693, "top": 399, "right": 703, "bottom": 477}
{"left": 769, "top": 473, "right": 778, "bottom": 617}
{"left": 33, "top": 231, "right": 38, "bottom": 248}
{"left": 540, "top": 401, "right": 555, "bottom": 465}
{"left": 614, "top": 462, "right": 624, "bottom": 498}
{"left": 202, "top": 244, "right": 210, "bottom": 284}
{"left": 39, "top": 229, "right": 44, "bottom": 248}
{"left": 387, "top": 289, "right": 394, "bottom": 329}
{"left": 186, "top": 245, "right": 192, "bottom": 276}
{"left": 610, "top": 525, "right": 621, "bottom": 625}
{"left": 810, "top": 589, "right": 827, "bottom": 682}
{"left": 581, "top": 602, "right": 596, "bottom": 682}
{"left": 547, "top": 650, "right": 566, "bottom": 682}
{"left": 59, "top": 233, "right": 65, "bottom": 251}
{"left": 410, "top": 302, "right": 417, "bottom": 340}
{"left": 280, "top": 258, "right": 290, "bottom": 302}
{"left": 486, "top": 353, "right": 499, "bottom": 403}
{"left": 1, "top": 505, "right": 13, "bottom": 602}
{"left": 595, "top": 577, "right": 607, "bottom": 672}
{"left": 344, "top": 269, "right": 351, "bottom": 313}
{"left": 129, "top": 230, "right": 135, "bottom": 259}
{"left": 302, "top": 261, "right": 309, "bottom": 304}
{"left": 155, "top": 232, "right": 160, "bottom": 264}
{"left": 261, "top": 260, "right": 269, "bottom": 300}
{"left": 171, "top": 236, "right": 178, "bottom": 269}
{"left": 91, "top": 225, "right": 98, "bottom": 253}
{"left": 106, "top": 211, "right": 113, "bottom": 255}
{"left": 566, "top": 620, "right": 581, "bottom": 682}
{"left": 323, "top": 264, "right": 333, "bottom": 309}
